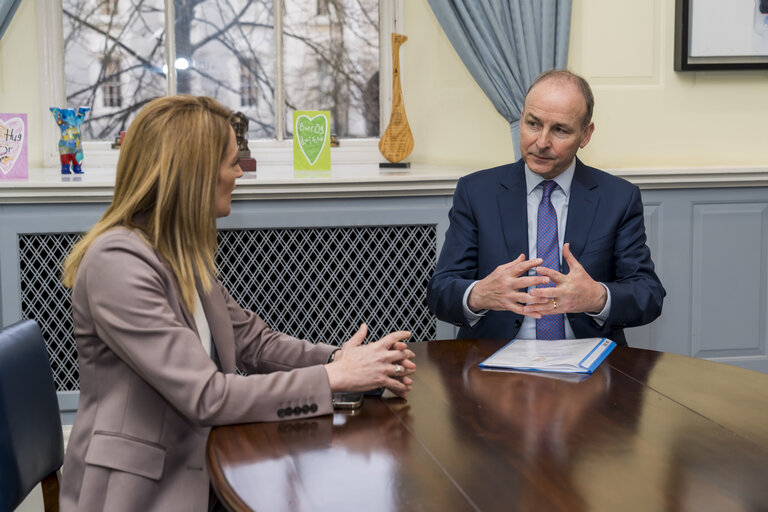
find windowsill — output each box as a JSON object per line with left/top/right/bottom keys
{"left": 1, "top": 163, "right": 767, "bottom": 204}
{"left": 20, "top": 138, "right": 472, "bottom": 203}
{"left": 0, "top": 164, "right": 471, "bottom": 204}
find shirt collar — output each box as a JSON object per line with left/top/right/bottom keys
{"left": 524, "top": 158, "right": 576, "bottom": 197}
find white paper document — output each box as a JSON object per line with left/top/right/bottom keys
{"left": 478, "top": 338, "right": 616, "bottom": 374}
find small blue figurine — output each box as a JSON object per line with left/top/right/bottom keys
{"left": 50, "top": 107, "right": 90, "bottom": 174}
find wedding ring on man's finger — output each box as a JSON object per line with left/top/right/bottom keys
{"left": 552, "top": 299, "right": 558, "bottom": 310}
{"left": 394, "top": 364, "right": 404, "bottom": 377}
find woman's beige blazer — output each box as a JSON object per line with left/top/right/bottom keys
{"left": 60, "top": 228, "right": 336, "bottom": 511}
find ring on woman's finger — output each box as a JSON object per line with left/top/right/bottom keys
{"left": 552, "top": 299, "right": 558, "bottom": 310}
{"left": 394, "top": 363, "right": 404, "bottom": 377}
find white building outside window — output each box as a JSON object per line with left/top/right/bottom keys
{"left": 101, "top": 57, "right": 122, "bottom": 108}
{"left": 240, "top": 58, "right": 259, "bottom": 108}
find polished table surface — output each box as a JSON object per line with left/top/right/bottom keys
{"left": 207, "top": 339, "right": 768, "bottom": 511}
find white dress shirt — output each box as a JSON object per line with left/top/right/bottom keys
{"left": 192, "top": 289, "right": 212, "bottom": 356}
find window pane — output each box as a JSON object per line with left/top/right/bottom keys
{"left": 174, "top": 0, "right": 275, "bottom": 139}
{"left": 63, "top": 0, "right": 168, "bottom": 140}
{"left": 283, "top": 0, "right": 379, "bottom": 139}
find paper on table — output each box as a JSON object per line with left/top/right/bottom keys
{"left": 478, "top": 338, "right": 615, "bottom": 374}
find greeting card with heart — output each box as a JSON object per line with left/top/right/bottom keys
{"left": 0, "top": 113, "right": 28, "bottom": 180}
{"left": 293, "top": 110, "right": 331, "bottom": 178}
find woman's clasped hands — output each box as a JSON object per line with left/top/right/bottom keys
{"left": 324, "top": 323, "right": 415, "bottom": 398}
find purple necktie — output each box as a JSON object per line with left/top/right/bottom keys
{"left": 536, "top": 180, "right": 565, "bottom": 340}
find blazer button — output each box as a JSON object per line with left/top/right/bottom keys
{"left": 293, "top": 406, "right": 302, "bottom": 416}
{"left": 277, "top": 408, "right": 286, "bottom": 418}
{"left": 310, "top": 404, "right": 318, "bottom": 413}
{"left": 301, "top": 405, "right": 310, "bottom": 414}
{"left": 514, "top": 320, "right": 521, "bottom": 328}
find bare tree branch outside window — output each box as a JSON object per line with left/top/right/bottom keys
{"left": 63, "top": 0, "right": 379, "bottom": 142}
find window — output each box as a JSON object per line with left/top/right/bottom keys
{"left": 41, "top": 0, "right": 400, "bottom": 169}
{"left": 46, "top": 0, "right": 395, "bottom": 147}
{"left": 101, "top": 57, "right": 122, "bottom": 108}
{"left": 61, "top": 0, "right": 167, "bottom": 139}
{"left": 284, "top": 2, "right": 381, "bottom": 139}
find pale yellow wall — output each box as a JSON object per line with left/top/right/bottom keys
{"left": 401, "top": 0, "right": 516, "bottom": 168}
{"left": 3, "top": 0, "right": 767, "bottom": 171}
{"left": 400, "top": 0, "right": 516, "bottom": 168}
{"left": 570, "top": 0, "right": 768, "bottom": 169}
{"left": 0, "top": 1, "right": 43, "bottom": 168}
{"left": 403, "top": 0, "right": 768, "bottom": 170}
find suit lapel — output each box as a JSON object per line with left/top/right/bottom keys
{"left": 498, "top": 162, "right": 529, "bottom": 260}
{"left": 197, "top": 281, "right": 236, "bottom": 373}
{"left": 563, "top": 160, "right": 600, "bottom": 273}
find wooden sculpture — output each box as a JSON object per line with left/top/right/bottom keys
{"left": 379, "top": 33, "right": 413, "bottom": 165}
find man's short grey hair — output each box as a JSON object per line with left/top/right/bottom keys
{"left": 524, "top": 70, "right": 594, "bottom": 128}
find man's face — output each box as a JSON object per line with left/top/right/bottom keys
{"left": 519, "top": 79, "right": 594, "bottom": 179}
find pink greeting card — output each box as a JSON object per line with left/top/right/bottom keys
{"left": 0, "top": 113, "right": 28, "bottom": 180}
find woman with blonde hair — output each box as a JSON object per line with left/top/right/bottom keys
{"left": 59, "top": 95, "right": 415, "bottom": 512}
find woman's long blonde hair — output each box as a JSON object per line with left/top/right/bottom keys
{"left": 62, "top": 95, "right": 233, "bottom": 312}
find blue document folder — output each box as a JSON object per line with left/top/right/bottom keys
{"left": 479, "top": 338, "right": 616, "bottom": 374}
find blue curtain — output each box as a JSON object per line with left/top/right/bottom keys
{"left": 426, "top": 0, "right": 572, "bottom": 151}
{"left": 0, "top": 0, "right": 22, "bottom": 41}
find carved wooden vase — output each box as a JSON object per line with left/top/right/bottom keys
{"left": 379, "top": 33, "right": 414, "bottom": 164}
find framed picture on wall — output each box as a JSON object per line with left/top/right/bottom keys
{"left": 675, "top": 0, "right": 768, "bottom": 70}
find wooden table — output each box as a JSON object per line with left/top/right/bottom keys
{"left": 207, "top": 339, "right": 768, "bottom": 511}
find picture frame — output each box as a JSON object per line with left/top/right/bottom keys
{"left": 674, "top": 0, "right": 768, "bottom": 71}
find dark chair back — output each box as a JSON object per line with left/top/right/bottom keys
{"left": 0, "top": 319, "right": 64, "bottom": 512}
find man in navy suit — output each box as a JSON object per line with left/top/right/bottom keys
{"left": 427, "top": 70, "right": 665, "bottom": 346}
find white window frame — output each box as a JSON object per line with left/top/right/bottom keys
{"left": 38, "top": 0, "right": 403, "bottom": 171}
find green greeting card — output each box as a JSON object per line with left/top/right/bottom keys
{"left": 293, "top": 110, "right": 331, "bottom": 178}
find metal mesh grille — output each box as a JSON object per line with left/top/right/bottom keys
{"left": 216, "top": 226, "right": 437, "bottom": 345}
{"left": 18, "top": 225, "right": 437, "bottom": 392}
{"left": 19, "top": 233, "right": 82, "bottom": 392}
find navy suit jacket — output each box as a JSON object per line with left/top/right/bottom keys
{"left": 427, "top": 159, "right": 665, "bottom": 346}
